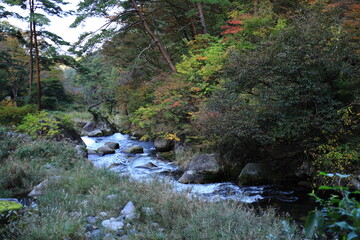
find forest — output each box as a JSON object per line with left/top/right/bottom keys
{"left": 0, "top": 0, "right": 359, "bottom": 239}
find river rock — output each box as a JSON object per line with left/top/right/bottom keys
{"left": 122, "top": 145, "right": 144, "bottom": 154}
{"left": 88, "top": 149, "right": 98, "bottom": 155}
{"left": 0, "top": 200, "right": 23, "bottom": 214}
{"left": 178, "top": 154, "right": 222, "bottom": 184}
{"left": 28, "top": 176, "right": 62, "bottom": 197}
{"left": 154, "top": 138, "right": 174, "bottom": 152}
{"left": 120, "top": 201, "right": 137, "bottom": 220}
{"left": 135, "top": 162, "right": 157, "bottom": 169}
{"left": 97, "top": 146, "right": 115, "bottom": 155}
{"left": 81, "top": 119, "right": 117, "bottom": 137}
{"left": 88, "top": 129, "right": 104, "bottom": 137}
{"left": 238, "top": 163, "right": 274, "bottom": 185}
{"left": 75, "top": 145, "right": 88, "bottom": 158}
{"left": 102, "top": 218, "right": 124, "bottom": 231}
{"left": 105, "top": 142, "right": 120, "bottom": 149}
{"left": 109, "top": 163, "right": 125, "bottom": 169}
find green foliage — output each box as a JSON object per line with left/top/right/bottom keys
{"left": 305, "top": 173, "right": 360, "bottom": 240}
{"left": 200, "top": 8, "right": 359, "bottom": 149}
{"left": 17, "top": 111, "right": 60, "bottom": 138}
{"left": 0, "top": 201, "right": 23, "bottom": 214}
{"left": 0, "top": 104, "right": 36, "bottom": 126}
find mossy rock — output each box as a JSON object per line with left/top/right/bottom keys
{"left": 0, "top": 200, "right": 23, "bottom": 214}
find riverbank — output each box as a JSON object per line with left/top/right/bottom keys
{"left": 0, "top": 131, "right": 304, "bottom": 239}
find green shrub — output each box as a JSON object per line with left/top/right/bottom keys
{"left": 17, "top": 111, "right": 60, "bottom": 138}
{"left": 305, "top": 173, "right": 360, "bottom": 240}
{"left": 0, "top": 105, "right": 36, "bottom": 126}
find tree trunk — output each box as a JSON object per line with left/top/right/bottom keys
{"left": 33, "top": 22, "right": 41, "bottom": 111}
{"left": 130, "top": 0, "right": 177, "bottom": 73}
{"left": 195, "top": 2, "right": 207, "bottom": 34}
{"left": 28, "top": 0, "right": 34, "bottom": 96}
{"left": 11, "top": 83, "right": 18, "bottom": 107}
{"left": 253, "top": 0, "right": 259, "bottom": 15}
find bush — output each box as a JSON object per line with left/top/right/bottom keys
{"left": 305, "top": 173, "right": 360, "bottom": 240}
{"left": 17, "top": 111, "right": 60, "bottom": 138}
{"left": 0, "top": 105, "right": 36, "bottom": 126}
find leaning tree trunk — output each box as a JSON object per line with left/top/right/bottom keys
{"left": 33, "top": 21, "right": 41, "bottom": 111}
{"left": 130, "top": 0, "right": 177, "bottom": 73}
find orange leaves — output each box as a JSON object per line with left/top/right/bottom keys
{"left": 220, "top": 14, "right": 251, "bottom": 36}
{"left": 170, "top": 100, "right": 181, "bottom": 109}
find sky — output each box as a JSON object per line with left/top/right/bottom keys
{"left": 2, "top": 0, "right": 109, "bottom": 53}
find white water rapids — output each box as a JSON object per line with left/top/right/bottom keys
{"left": 82, "top": 133, "right": 299, "bottom": 204}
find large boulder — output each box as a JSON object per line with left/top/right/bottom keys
{"left": 178, "top": 154, "right": 222, "bottom": 184}
{"left": 154, "top": 138, "right": 174, "bottom": 152}
{"left": 238, "top": 163, "right": 274, "bottom": 185}
{"left": 122, "top": 145, "right": 144, "bottom": 154}
{"left": 81, "top": 119, "right": 117, "bottom": 137}
{"left": 97, "top": 146, "right": 116, "bottom": 155}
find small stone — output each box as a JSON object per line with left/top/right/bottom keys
{"left": 91, "top": 229, "right": 102, "bottom": 239}
{"left": 104, "top": 233, "right": 115, "bottom": 240}
{"left": 120, "top": 201, "right": 137, "bottom": 220}
{"left": 142, "top": 207, "right": 155, "bottom": 216}
{"left": 87, "top": 216, "right": 97, "bottom": 224}
{"left": 102, "top": 218, "right": 124, "bottom": 231}
{"left": 99, "top": 212, "right": 108, "bottom": 217}
{"left": 109, "top": 163, "right": 125, "bottom": 169}
{"left": 158, "top": 228, "right": 165, "bottom": 232}
{"left": 136, "top": 162, "right": 157, "bottom": 169}
{"left": 150, "top": 222, "right": 159, "bottom": 228}
{"left": 119, "top": 235, "right": 129, "bottom": 240}
{"left": 85, "top": 224, "right": 94, "bottom": 232}
{"left": 106, "top": 194, "right": 118, "bottom": 199}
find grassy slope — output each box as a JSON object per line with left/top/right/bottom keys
{"left": 0, "top": 131, "right": 303, "bottom": 240}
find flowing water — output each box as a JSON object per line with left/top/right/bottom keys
{"left": 82, "top": 133, "right": 313, "bottom": 214}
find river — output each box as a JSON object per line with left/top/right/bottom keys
{"left": 82, "top": 133, "right": 314, "bottom": 220}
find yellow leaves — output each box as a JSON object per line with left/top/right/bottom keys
{"left": 196, "top": 56, "right": 208, "bottom": 61}
{"left": 165, "top": 133, "right": 180, "bottom": 141}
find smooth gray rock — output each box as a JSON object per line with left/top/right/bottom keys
{"left": 135, "top": 162, "right": 157, "bottom": 169}
{"left": 87, "top": 149, "right": 98, "bottom": 155}
{"left": 99, "top": 212, "right": 108, "bottom": 217}
{"left": 105, "top": 142, "right": 120, "bottom": 149}
{"left": 120, "top": 201, "right": 137, "bottom": 220}
{"left": 122, "top": 145, "right": 144, "bottom": 154}
{"left": 87, "top": 216, "right": 97, "bottom": 224}
{"left": 178, "top": 154, "right": 222, "bottom": 184}
{"left": 75, "top": 145, "right": 88, "bottom": 158}
{"left": 97, "top": 146, "right": 115, "bottom": 155}
{"left": 102, "top": 218, "right": 124, "bottom": 231}
{"left": 88, "top": 129, "right": 103, "bottom": 137}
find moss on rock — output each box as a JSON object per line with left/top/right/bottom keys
{"left": 0, "top": 200, "right": 23, "bottom": 214}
